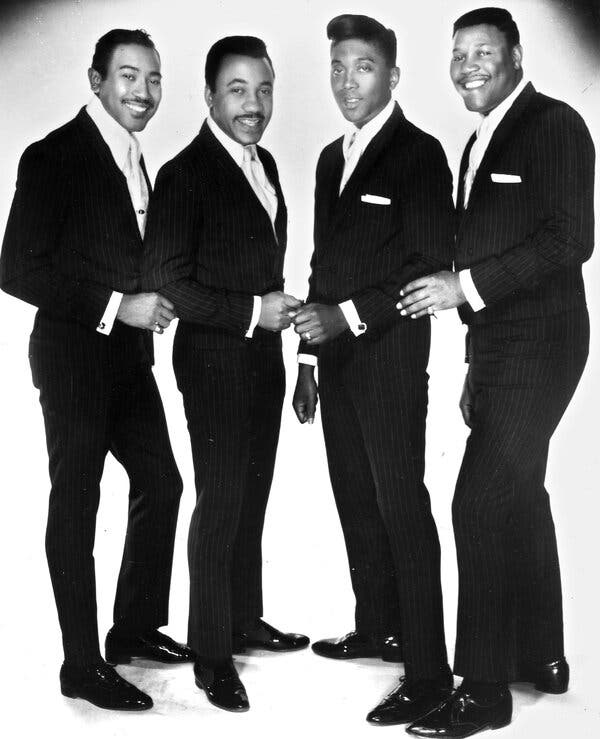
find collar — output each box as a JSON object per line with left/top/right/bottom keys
{"left": 476, "top": 77, "right": 529, "bottom": 137}
{"left": 342, "top": 97, "right": 396, "bottom": 159}
{"left": 86, "top": 94, "right": 141, "bottom": 171}
{"left": 207, "top": 114, "right": 248, "bottom": 167}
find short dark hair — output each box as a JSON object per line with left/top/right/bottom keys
{"left": 91, "top": 29, "right": 157, "bottom": 79}
{"left": 205, "top": 36, "right": 274, "bottom": 92}
{"left": 453, "top": 7, "right": 520, "bottom": 48}
{"left": 327, "top": 14, "right": 397, "bottom": 68}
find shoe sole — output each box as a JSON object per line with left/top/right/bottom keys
{"left": 60, "top": 686, "right": 153, "bottom": 711}
{"left": 194, "top": 677, "right": 250, "bottom": 713}
{"left": 312, "top": 647, "right": 403, "bottom": 662}
{"left": 407, "top": 718, "right": 511, "bottom": 737}
{"left": 233, "top": 642, "right": 310, "bottom": 655}
{"left": 105, "top": 650, "right": 193, "bottom": 666}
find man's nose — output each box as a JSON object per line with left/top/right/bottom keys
{"left": 342, "top": 72, "right": 357, "bottom": 89}
{"left": 133, "top": 77, "right": 151, "bottom": 100}
{"left": 243, "top": 93, "right": 261, "bottom": 112}
{"left": 462, "top": 54, "right": 481, "bottom": 73}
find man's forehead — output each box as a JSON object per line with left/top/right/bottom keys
{"left": 108, "top": 43, "right": 161, "bottom": 69}
{"left": 453, "top": 24, "right": 506, "bottom": 45}
{"left": 330, "top": 38, "right": 384, "bottom": 60}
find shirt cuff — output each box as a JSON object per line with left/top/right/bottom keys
{"left": 459, "top": 269, "right": 486, "bottom": 312}
{"left": 297, "top": 353, "right": 318, "bottom": 366}
{"left": 245, "top": 295, "right": 262, "bottom": 338}
{"left": 339, "top": 299, "right": 367, "bottom": 337}
{"left": 96, "top": 291, "right": 123, "bottom": 335}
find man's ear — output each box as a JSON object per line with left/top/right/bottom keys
{"left": 512, "top": 44, "right": 523, "bottom": 70}
{"left": 204, "top": 85, "right": 213, "bottom": 108}
{"left": 88, "top": 67, "right": 101, "bottom": 94}
{"left": 389, "top": 66, "right": 400, "bottom": 90}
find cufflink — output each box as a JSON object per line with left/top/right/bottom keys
{"left": 98, "top": 321, "right": 106, "bottom": 330}
{"left": 358, "top": 322, "right": 367, "bottom": 333}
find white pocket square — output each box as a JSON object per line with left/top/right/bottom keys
{"left": 361, "top": 194, "right": 391, "bottom": 205}
{"left": 491, "top": 173, "right": 522, "bottom": 183}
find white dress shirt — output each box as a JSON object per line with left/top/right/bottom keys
{"left": 298, "top": 99, "right": 396, "bottom": 366}
{"left": 207, "top": 115, "right": 279, "bottom": 337}
{"left": 458, "top": 78, "right": 529, "bottom": 312}
{"left": 86, "top": 95, "right": 148, "bottom": 335}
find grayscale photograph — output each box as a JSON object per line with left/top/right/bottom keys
{"left": 0, "top": 1, "right": 598, "bottom": 737}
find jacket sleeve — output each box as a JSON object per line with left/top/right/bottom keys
{"left": 0, "top": 142, "right": 112, "bottom": 328}
{"left": 470, "top": 105, "right": 595, "bottom": 305}
{"left": 350, "top": 137, "right": 455, "bottom": 331}
{"left": 143, "top": 158, "right": 254, "bottom": 335}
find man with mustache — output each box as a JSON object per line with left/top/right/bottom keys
{"left": 292, "top": 14, "right": 454, "bottom": 725}
{"left": 0, "top": 29, "right": 192, "bottom": 711}
{"left": 144, "top": 35, "right": 308, "bottom": 713}
{"left": 399, "top": 8, "right": 595, "bottom": 737}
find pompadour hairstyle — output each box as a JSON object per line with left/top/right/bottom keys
{"left": 205, "top": 36, "right": 274, "bottom": 91}
{"left": 91, "top": 29, "right": 157, "bottom": 79}
{"left": 453, "top": 7, "right": 520, "bottom": 48}
{"left": 327, "top": 14, "right": 397, "bottom": 68}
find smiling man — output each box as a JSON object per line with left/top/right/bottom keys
{"left": 0, "top": 29, "right": 193, "bottom": 711}
{"left": 143, "top": 35, "right": 307, "bottom": 713}
{"left": 402, "top": 8, "right": 595, "bottom": 738}
{"left": 291, "top": 14, "right": 454, "bottom": 726}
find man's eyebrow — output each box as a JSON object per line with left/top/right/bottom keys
{"left": 119, "top": 64, "right": 162, "bottom": 78}
{"left": 331, "top": 56, "right": 376, "bottom": 64}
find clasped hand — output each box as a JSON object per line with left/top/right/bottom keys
{"left": 117, "top": 292, "right": 176, "bottom": 333}
{"left": 396, "top": 270, "right": 466, "bottom": 318}
{"left": 290, "top": 303, "right": 348, "bottom": 345}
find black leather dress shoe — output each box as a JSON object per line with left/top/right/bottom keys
{"left": 311, "top": 631, "right": 403, "bottom": 662}
{"left": 517, "top": 658, "right": 569, "bottom": 694}
{"left": 60, "top": 660, "right": 153, "bottom": 711}
{"left": 194, "top": 658, "right": 249, "bottom": 712}
{"left": 406, "top": 685, "right": 512, "bottom": 737}
{"left": 105, "top": 627, "right": 195, "bottom": 665}
{"left": 233, "top": 618, "right": 309, "bottom": 653}
{"left": 366, "top": 672, "right": 453, "bottom": 725}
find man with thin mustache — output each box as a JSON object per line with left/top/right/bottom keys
{"left": 400, "top": 8, "right": 595, "bottom": 736}
{"left": 0, "top": 28, "right": 192, "bottom": 711}
{"left": 144, "top": 35, "right": 308, "bottom": 713}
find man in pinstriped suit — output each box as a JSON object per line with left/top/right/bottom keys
{"left": 0, "top": 29, "right": 193, "bottom": 711}
{"left": 400, "top": 8, "right": 594, "bottom": 737}
{"left": 143, "top": 35, "right": 308, "bottom": 713}
{"left": 292, "top": 14, "right": 455, "bottom": 725}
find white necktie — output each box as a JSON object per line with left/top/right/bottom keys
{"left": 339, "top": 130, "right": 362, "bottom": 194}
{"left": 124, "top": 134, "right": 149, "bottom": 236}
{"left": 242, "top": 145, "right": 278, "bottom": 224}
{"left": 463, "top": 116, "right": 491, "bottom": 208}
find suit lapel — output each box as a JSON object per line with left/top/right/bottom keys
{"left": 76, "top": 108, "right": 144, "bottom": 245}
{"left": 200, "top": 122, "right": 280, "bottom": 243}
{"left": 457, "top": 132, "right": 476, "bottom": 214}
{"left": 259, "top": 148, "right": 287, "bottom": 246}
{"left": 464, "top": 82, "right": 536, "bottom": 212}
{"left": 330, "top": 103, "right": 406, "bottom": 233}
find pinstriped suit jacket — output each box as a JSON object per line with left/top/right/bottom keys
{"left": 0, "top": 107, "right": 150, "bottom": 331}
{"left": 299, "top": 103, "right": 454, "bottom": 357}
{"left": 456, "top": 82, "right": 595, "bottom": 326}
{"left": 143, "top": 121, "right": 287, "bottom": 339}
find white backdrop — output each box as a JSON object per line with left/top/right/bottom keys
{"left": 0, "top": 1, "right": 598, "bottom": 737}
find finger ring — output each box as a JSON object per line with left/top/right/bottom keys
{"left": 304, "top": 331, "right": 311, "bottom": 341}
{"left": 427, "top": 306, "right": 436, "bottom": 317}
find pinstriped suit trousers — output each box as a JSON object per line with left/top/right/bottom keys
{"left": 174, "top": 327, "right": 285, "bottom": 659}
{"left": 453, "top": 309, "right": 589, "bottom": 682}
{"left": 30, "top": 315, "right": 183, "bottom": 666}
{"left": 319, "top": 321, "right": 448, "bottom": 681}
